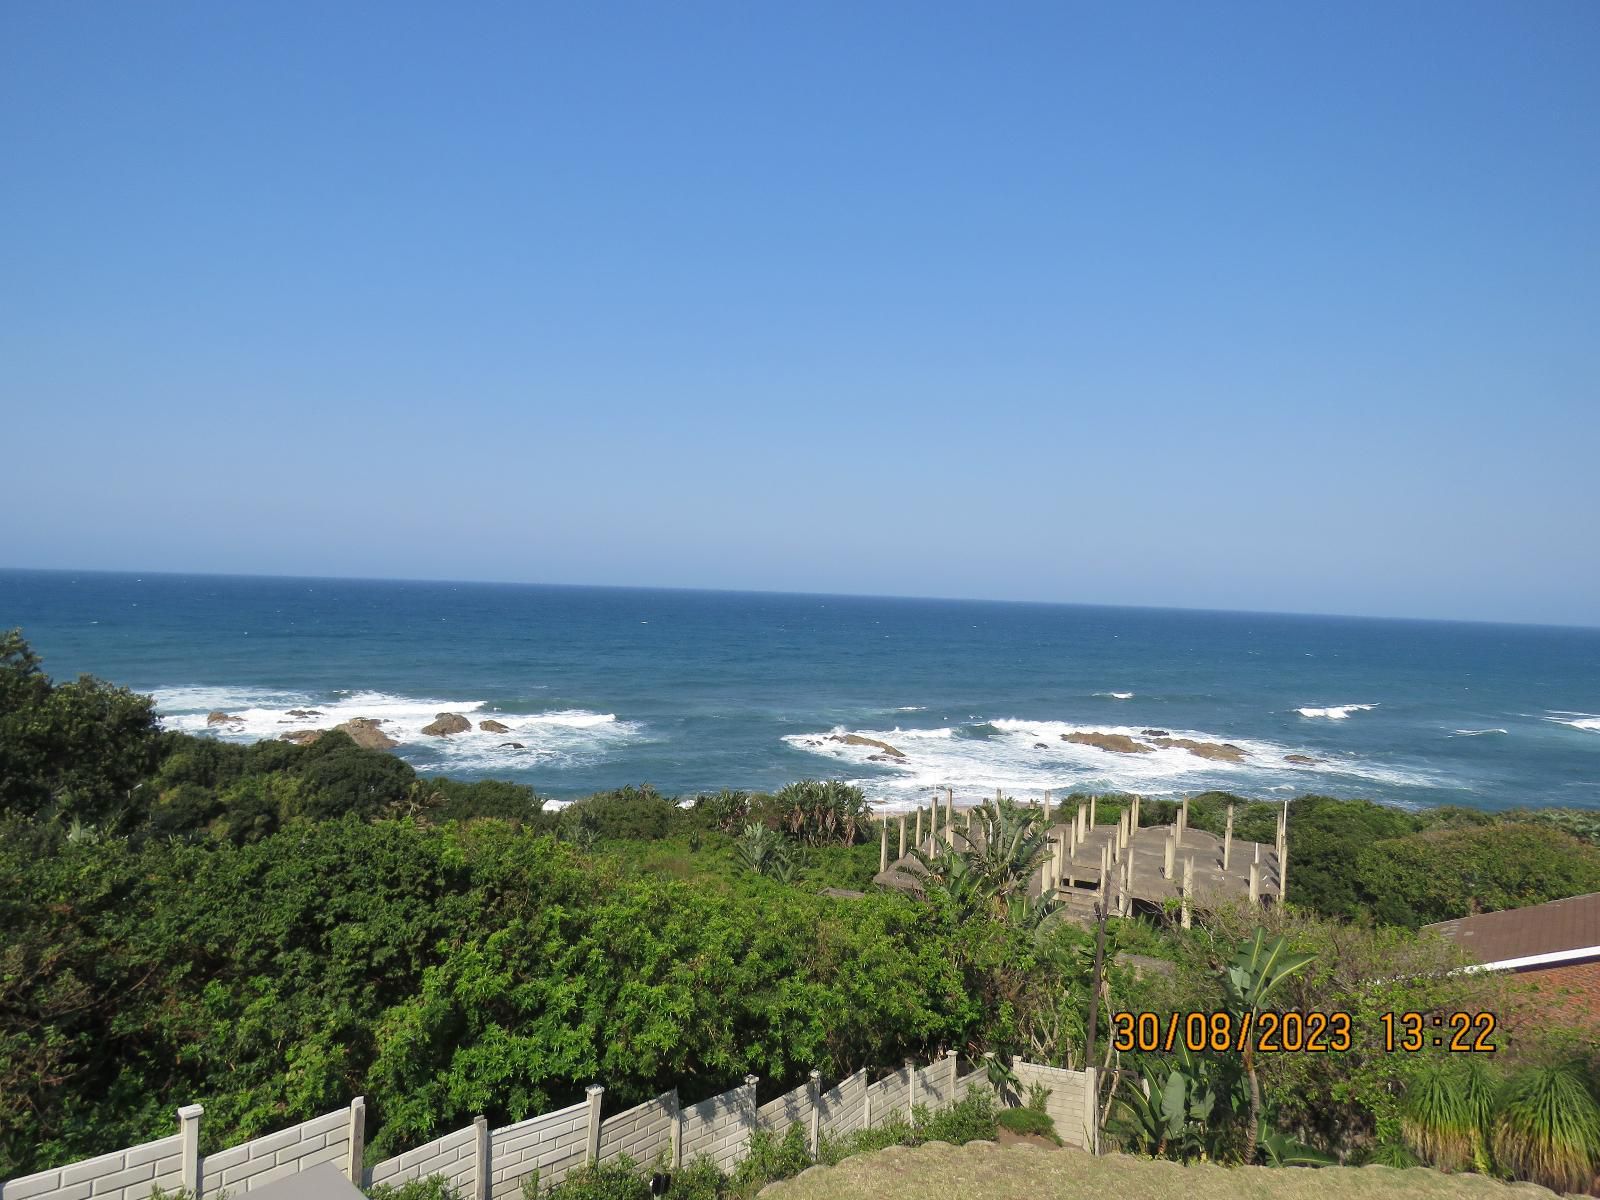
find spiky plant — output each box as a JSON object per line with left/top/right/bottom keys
{"left": 1401, "top": 1061, "right": 1483, "bottom": 1172}
{"left": 1491, "top": 1062, "right": 1600, "bottom": 1195}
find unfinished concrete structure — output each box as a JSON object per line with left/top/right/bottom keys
{"left": 874, "top": 790, "right": 1286, "bottom": 924}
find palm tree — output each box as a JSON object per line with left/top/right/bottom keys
{"left": 1492, "top": 1062, "right": 1600, "bottom": 1194}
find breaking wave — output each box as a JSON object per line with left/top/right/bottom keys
{"left": 151, "top": 685, "right": 641, "bottom": 771}
{"left": 1296, "top": 703, "right": 1378, "bottom": 720}
{"left": 782, "top": 716, "right": 1440, "bottom": 810}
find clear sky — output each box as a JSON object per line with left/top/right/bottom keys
{"left": 3, "top": 2, "right": 1597, "bottom": 626}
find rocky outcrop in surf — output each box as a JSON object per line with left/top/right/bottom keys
{"left": 1064, "top": 730, "right": 1248, "bottom": 762}
{"left": 829, "top": 733, "right": 905, "bottom": 758}
{"left": 479, "top": 719, "right": 511, "bottom": 734}
{"left": 1150, "top": 736, "right": 1247, "bottom": 763}
{"left": 207, "top": 710, "right": 243, "bottom": 727}
{"left": 280, "top": 729, "right": 325, "bottom": 745}
{"left": 1064, "top": 731, "right": 1153, "bottom": 754}
{"left": 336, "top": 718, "right": 398, "bottom": 750}
{"left": 422, "top": 712, "right": 471, "bottom": 736}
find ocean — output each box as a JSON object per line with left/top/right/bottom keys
{"left": 2, "top": 568, "right": 1597, "bottom": 812}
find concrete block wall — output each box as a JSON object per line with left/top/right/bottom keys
{"left": 755, "top": 1080, "right": 812, "bottom": 1139}
{"left": 0, "top": 1133, "right": 185, "bottom": 1200}
{"left": 1012, "top": 1062, "right": 1098, "bottom": 1151}
{"left": 679, "top": 1078, "right": 755, "bottom": 1172}
{"left": 815, "top": 1069, "right": 867, "bottom": 1138}
{"left": 864, "top": 1067, "right": 910, "bottom": 1128}
{"left": 199, "top": 1103, "right": 357, "bottom": 1198}
{"left": 487, "top": 1101, "right": 589, "bottom": 1200}
{"left": 365, "top": 1122, "right": 478, "bottom": 1196}
{"left": 4, "top": 1055, "right": 1090, "bottom": 1200}
{"left": 596, "top": 1092, "right": 676, "bottom": 1169}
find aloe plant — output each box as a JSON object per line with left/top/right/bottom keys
{"left": 1221, "top": 929, "right": 1315, "bottom": 1161}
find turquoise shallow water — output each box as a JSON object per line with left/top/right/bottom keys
{"left": 2, "top": 568, "right": 1597, "bottom": 810}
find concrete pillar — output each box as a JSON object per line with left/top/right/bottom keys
{"left": 898, "top": 813, "right": 906, "bottom": 858}
{"left": 1280, "top": 839, "right": 1289, "bottom": 901}
{"left": 879, "top": 821, "right": 888, "bottom": 872}
{"left": 670, "top": 1087, "right": 683, "bottom": 1168}
{"left": 929, "top": 798, "right": 938, "bottom": 848}
{"left": 915, "top": 807, "right": 923, "bottom": 846}
{"left": 744, "top": 1075, "right": 760, "bottom": 1142}
{"left": 1223, "top": 804, "right": 1234, "bottom": 870}
{"left": 1090, "top": 795, "right": 1097, "bottom": 828}
{"left": 807, "top": 1071, "right": 822, "bottom": 1158}
{"left": 1163, "top": 832, "right": 1175, "bottom": 880}
{"left": 965, "top": 807, "right": 973, "bottom": 833}
{"left": 907, "top": 1057, "right": 919, "bottom": 1123}
{"left": 1175, "top": 803, "right": 1185, "bottom": 847}
{"left": 1067, "top": 819, "right": 1077, "bottom": 861}
{"left": 1249, "top": 861, "right": 1261, "bottom": 906}
{"left": 1043, "top": 790, "right": 1052, "bottom": 823}
{"left": 473, "top": 1116, "right": 490, "bottom": 1200}
{"left": 1130, "top": 795, "right": 1139, "bottom": 832}
{"left": 1054, "top": 833, "right": 1066, "bottom": 885}
{"left": 945, "top": 788, "right": 955, "bottom": 846}
{"left": 1182, "top": 796, "right": 1190, "bottom": 830}
{"left": 585, "top": 1084, "right": 604, "bottom": 1164}
{"left": 1181, "top": 858, "right": 1193, "bottom": 929}
{"left": 863, "top": 1071, "right": 874, "bottom": 1129}
{"left": 178, "top": 1104, "right": 203, "bottom": 1194}
{"left": 1082, "top": 1066, "right": 1099, "bottom": 1153}
{"left": 347, "top": 1096, "right": 366, "bottom": 1183}
{"left": 946, "top": 1048, "right": 959, "bottom": 1104}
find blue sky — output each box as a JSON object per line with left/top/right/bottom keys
{"left": 3, "top": 2, "right": 1597, "bottom": 625}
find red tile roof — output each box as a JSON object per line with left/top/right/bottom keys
{"left": 1425, "top": 892, "right": 1600, "bottom": 967}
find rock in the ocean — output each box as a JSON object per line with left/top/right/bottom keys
{"left": 336, "top": 718, "right": 398, "bottom": 751}
{"left": 1141, "top": 729, "right": 1170, "bottom": 738}
{"left": 1064, "top": 731, "right": 1154, "bottom": 754}
{"left": 1284, "top": 753, "right": 1318, "bottom": 765}
{"left": 828, "top": 733, "right": 905, "bottom": 758}
{"left": 206, "top": 710, "right": 242, "bottom": 726}
{"left": 286, "top": 709, "right": 322, "bottom": 718}
{"left": 1034, "top": 742, "right": 1049, "bottom": 749}
{"left": 1150, "top": 737, "right": 1248, "bottom": 763}
{"left": 280, "top": 729, "right": 326, "bottom": 745}
{"left": 422, "top": 712, "right": 471, "bottom": 736}
{"left": 500, "top": 742, "right": 525, "bottom": 750}
{"left": 479, "top": 719, "right": 511, "bottom": 734}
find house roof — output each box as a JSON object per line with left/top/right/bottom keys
{"left": 1424, "top": 892, "right": 1600, "bottom": 970}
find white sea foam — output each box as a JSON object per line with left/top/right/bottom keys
{"left": 1546, "top": 713, "right": 1600, "bottom": 732}
{"left": 1096, "top": 692, "right": 1135, "bottom": 700}
{"left": 1452, "top": 728, "right": 1508, "bottom": 737}
{"left": 152, "top": 685, "right": 641, "bottom": 770}
{"left": 1296, "top": 704, "right": 1377, "bottom": 719}
{"left": 782, "top": 716, "right": 1440, "bottom": 810}
{"left": 895, "top": 706, "right": 929, "bottom": 713}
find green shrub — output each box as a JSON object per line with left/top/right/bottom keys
{"left": 663, "top": 1157, "right": 725, "bottom": 1199}
{"left": 542, "top": 1156, "right": 649, "bottom": 1200}
{"left": 996, "top": 1105, "right": 1060, "bottom": 1143}
{"left": 918, "top": 1090, "right": 997, "bottom": 1145}
{"left": 729, "top": 1125, "right": 811, "bottom": 1195}
{"left": 366, "top": 1175, "right": 461, "bottom": 1200}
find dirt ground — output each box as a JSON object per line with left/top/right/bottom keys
{"left": 758, "top": 1142, "right": 1569, "bottom": 1200}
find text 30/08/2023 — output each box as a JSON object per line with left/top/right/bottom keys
{"left": 1111, "top": 1011, "right": 1499, "bottom": 1054}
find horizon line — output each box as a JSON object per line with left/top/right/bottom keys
{"left": 3, "top": 563, "right": 1596, "bottom": 634}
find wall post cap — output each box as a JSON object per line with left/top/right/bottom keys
{"left": 743, "top": 1074, "right": 760, "bottom": 1086}
{"left": 178, "top": 1104, "right": 205, "bottom": 1120}
{"left": 350, "top": 1096, "right": 366, "bottom": 1109}
{"left": 586, "top": 1084, "right": 605, "bottom": 1096}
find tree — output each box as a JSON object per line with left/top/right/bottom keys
{"left": 0, "top": 629, "right": 163, "bottom": 831}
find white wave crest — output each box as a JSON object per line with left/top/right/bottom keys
{"left": 1546, "top": 713, "right": 1600, "bottom": 732}
{"left": 782, "top": 716, "right": 1439, "bottom": 811}
{"left": 1096, "top": 692, "right": 1135, "bottom": 700}
{"left": 1452, "top": 728, "right": 1508, "bottom": 737}
{"left": 152, "top": 685, "right": 639, "bottom": 770}
{"left": 1296, "top": 704, "right": 1377, "bottom": 719}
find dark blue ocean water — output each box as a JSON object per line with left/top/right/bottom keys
{"left": 2, "top": 568, "right": 1597, "bottom": 811}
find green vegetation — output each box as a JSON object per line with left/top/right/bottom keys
{"left": 2, "top": 631, "right": 1598, "bottom": 1196}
